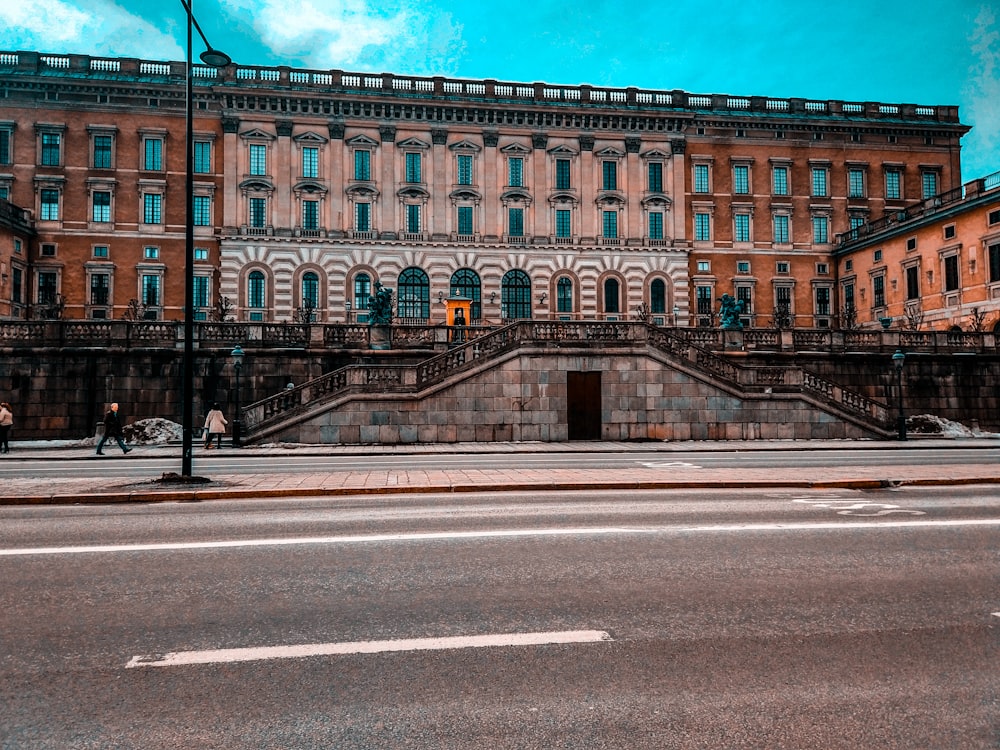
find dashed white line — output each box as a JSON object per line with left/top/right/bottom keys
{"left": 126, "top": 629, "right": 613, "bottom": 669}
{"left": 3, "top": 518, "right": 999, "bottom": 557}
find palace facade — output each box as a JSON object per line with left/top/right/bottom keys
{"left": 0, "top": 50, "right": 981, "bottom": 329}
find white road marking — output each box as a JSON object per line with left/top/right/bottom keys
{"left": 126, "top": 629, "right": 613, "bottom": 669}
{"left": 641, "top": 461, "right": 702, "bottom": 468}
{"left": 3, "top": 518, "right": 1000, "bottom": 557}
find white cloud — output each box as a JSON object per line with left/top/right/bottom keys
{"left": 963, "top": 5, "right": 1000, "bottom": 178}
{"left": 0, "top": 0, "right": 182, "bottom": 60}
{"left": 222, "top": 0, "right": 464, "bottom": 75}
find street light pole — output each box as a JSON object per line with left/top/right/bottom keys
{"left": 231, "top": 344, "right": 244, "bottom": 447}
{"left": 892, "top": 349, "right": 906, "bottom": 441}
{"left": 181, "top": 0, "right": 229, "bottom": 476}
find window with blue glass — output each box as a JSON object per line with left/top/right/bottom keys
{"left": 406, "top": 204, "right": 421, "bottom": 233}
{"left": 501, "top": 269, "right": 532, "bottom": 320}
{"left": 193, "top": 195, "right": 211, "bottom": 226}
{"left": 248, "top": 270, "right": 265, "bottom": 308}
{"left": 556, "top": 276, "right": 573, "bottom": 313}
{"left": 508, "top": 207, "right": 524, "bottom": 237}
{"left": 355, "top": 150, "right": 371, "bottom": 180}
{"left": 143, "top": 138, "right": 162, "bottom": 171}
{"left": 555, "top": 209, "right": 572, "bottom": 238}
{"left": 450, "top": 268, "right": 482, "bottom": 320}
{"left": 302, "top": 200, "right": 319, "bottom": 230}
{"left": 92, "top": 191, "right": 111, "bottom": 223}
{"left": 457, "top": 154, "right": 473, "bottom": 185}
{"left": 556, "top": 159, "right": 571, "bottom": 190}
{"left": 604, "top": 278, "right": 620, "bottom": 313}
{"left": 249, "top": 144, "right": 267, "bottom": 176}
{"left": 193, "top": 141, "right": 211, "bottom": 173}
{"left": 398, "top": 267, "right": 430, "bottom": 319}
{"left": 648, "top": 162, "right": 663, "bottom": 192}
{"left": 648, "top": 212, "right": 663, "bottom": 240}
{"left": 457, "top": 206, "right": 473, "bottom": 235}
{"left": 405, "top": 153, "right": 421, "bottom": 183}
{"left": 650, "top": 279, "right": 666, "bottom": 314}
{"left": 302, "top": 147, "right": 319, "bottom": 179}
{"left": 602, "top": 210, "right": 617, "bottom": 239}
{"left": 602, "top": 161, "right": 617, "bottom": 190}
{"left": 508, "top": 157, "right": 523, "bottom": 188}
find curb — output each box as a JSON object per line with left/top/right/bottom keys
{"left": 7, "top": 475, "right": 1000, "bottom": 505}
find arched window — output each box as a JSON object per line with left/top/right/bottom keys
{"left": 353, "top": 272, "right": 371, "bottom": 311}
{"left": 501, "top": 269, "right": 532, "bottom": 320}
{"left": 557, "top": 276, "right": 573, "bottom": 314}
{"left": 650, "top": 278, "right": 666, "bottom": 314}
{"left": 398, "top": 267, "right": 430, "bottom": 320}
{"left": 302, "top": 272, "right": 319, "bottom": 308}
{"left": 450, "top": 268, "right": 481, "bottom": 321}
{"left": 248, "top": 270, "right": 265, "bottom": 309}
{"left": 604, "top": 278, "right": 620, "bottom": 314}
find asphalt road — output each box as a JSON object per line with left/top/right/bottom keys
{"left": 2, "top": 486, "right": 998, "bottom": 749}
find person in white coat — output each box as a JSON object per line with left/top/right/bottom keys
{"left": 203, "top": 403, "right": 228, "bottom": 449}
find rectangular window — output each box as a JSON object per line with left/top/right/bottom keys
{"left": 886, "top": 170, "right": 901, "bottom": 200}
{"left": 735, "top": 214, "right": 751, "bottom": 243}
{"left": 93, "top": 245, "right": 109, "bottom": 258}
{"left": 602, "top": 210, "right": 618, "bottom": 238}
{"left": 776, "top": 286, "right": 791, "bottom": 312}
{"left": 0, "top": 129, "right": 10, "bottom": 165}
{"left": 90, "top": 273, "right": 109, "bottom": 306}
{"left": 555, "top": 159, "right": 571, "bottom": 189}
{"left": 922, "top": 171, "right": 938, "bottom": 199}
{"left": 906, "top": 265, "right": 920, "bottom": 299}
{"left": 773, "top": 214, "right": 789, "bottom": 244}
{"left": 873, "top": 275, "right": 885, "bottom": 308}
{"left": 696, "top": 286, "right": 713, "bottom": 315}
{"left": 142, "top": 275, "right": 160, "bottom": 307}
{"left": 848, "top": 169, "right": 865, "bottom": 198}
{"left": 12, "top": 268, "right": 22, "bottom": 304}
{"left": 736, "top": 286, "right": 752, "bottom": 314}
{"left": 41, "top": 133, "right": 60, "bottom": 166}
{"left": 355, "top": 202, "right": 370, "bottom": 232}
{"left": 92, "top": 191, "right": 111, "bottom": 222}
{"left": 249, "top": 197, "right": 267, "bottom": 228}
{"left": 302, "top": 147, "right": 318, "bottom": 179}
{"left": 194, "top": 247, "right": 208, "bottom": 261}
{"left": 193, "top": 141, "right": 211, "bottom": 173}
{"left": 850, "top": 216, "right": 866, "bottom": 231}
{"left": 944, "top": 254, "right": 959, "bottom": 291}
{"left": 354, "top": 150, "right": 371, "bottom": 181}
{"left": 406, "top": 203, "right": 421, "bottom": 233}
{"left": 555, "top": 209, "right": 571, "bottom": 238}
{"left": 249, "top": 144, "right": 267, "bottom": 176}
{"left": 405, "top": 152, "right": 422, "bottom": 183}
{"left": 602, "top": 161, "right": 617, "bottom": 190}
{"left": 457, "top": 206, "right": 473, "bottom": 235}
{"left": 815, "top": 287, "right": 831, "bottom": 316}
{"left": 694, "top": 164, "right": 709, "bottom": 193}
{"left": 457, "top": 154, "right": 473, "bottom": 185}
{"left": 648, "top": 212, "right": 663, "bottom": 240}
{"left": 38, "top": 271, "right": 57, "bottom": 304}
{"left": 648, "top": 162, "right": 663, "bottom": 192}
{"left": 697, "top": 260, "right": 710, "bottom": 273}
{"left": 302, "top": 200, "right": 319, "bottom": 230}
{"left": 812, "top": 168, "right": 828, "bottom": 197}
{"left": 143, "top": 138, "right": 162, "bottom": 170}
{"left": 40, "top": 189, "right": 60, "bottom": 220}
{"left": 695, "top": 212, "right": 711, "bottom": 242}
{"left": 733, "top": 165, "right": 749, "bottom": 194}
{"left": 777, "top": 261, "right": 790, "bottom": 274}
{"left": 812, "top": 216, "right": 828, "bottom": 244}
{"left": 737, "top": 261, "right": 751, "bottom": 275}
{"left": 508, "top": 207, "right": 524, "bottom": 237}
{"left": 988, "top": 243, "right": 1000, "bottom": 283}
{"left": 93, "top": 135, "right": 112, "bottom": 169}
{"left": 508, "top": 157, "right": 523, "bottom": 188}
{"left": 144, "top": 246, "right": 158, "bottom": 259}
{"left": 193, "top": 195, "right": 211, "bottom": 226}
{"left": 192, "top": 276, "right": 209, "bottom": 309}
{"left": 772, "top": 166, "right": 788, "bottom": 196}
{"left": 143, "top": 194, "right": 162, "bottom": 224}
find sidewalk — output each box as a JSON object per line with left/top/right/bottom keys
{"left": 3, "top": 437, "right": 1000, "bottom": 505}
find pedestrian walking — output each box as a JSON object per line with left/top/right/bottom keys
{"left": 96, "top": 402, "right": 131, "bottom": 455}
{"left": 203, "top": 403, "right": 228, "bottom": 449}
{"left": 0, "top": 402, "right": 12, "bottom": 454}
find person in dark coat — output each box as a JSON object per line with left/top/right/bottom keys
{"left": 96, "top": 402, "right": 132, "bottom": 456}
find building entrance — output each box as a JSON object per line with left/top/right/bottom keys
{"left": 567, "top": 371, "right": 602, "bottom": 440}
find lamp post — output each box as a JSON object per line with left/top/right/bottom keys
{"left": 181, "top": 0, "right": 230, "bottom": 476}
{"left": 672, "top": 305, "right": 680, "bottom": 327}
{"left": 892, "top": 349, "right": 906, "bottom": 441}
{"left": 231, "top": 344, "right": 244, "bottom": 448}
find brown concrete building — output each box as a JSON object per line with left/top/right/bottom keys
{"left": 0, "top": 49, "right": 974, "bottom": 328}
{"left": 835, "top": 171, "right": 1000, "bottom": 331}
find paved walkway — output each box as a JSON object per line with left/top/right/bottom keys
{"left": 3, "top": 437, "right": 1000, "bottom": 505}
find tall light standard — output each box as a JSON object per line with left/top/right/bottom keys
{"left": 231, "top": 344, "right": 244, "bottom": 447}
{"left": 181, "top": 0, "right": 230, "bottom": 476}
{"left": 892, "top": 349, "right": 906, "bottom": 441}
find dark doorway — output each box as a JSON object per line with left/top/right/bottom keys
{"left": 567, "top": 371, "right": 602, "bottom": 440}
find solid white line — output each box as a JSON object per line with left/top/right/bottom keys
{"left": 3, "top": 518, "right": 1000, "bottom": 557}
{"left": 126, "top": 629, "right": 612, "bottom": 669}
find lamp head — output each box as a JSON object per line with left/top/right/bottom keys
{"left": 892, "top": 349, "right": 905, "bottom": 371}
{"left": 231, "top": 344, "right": 245, "bottom": 368}
{"left": 199, "top": 47, "right": 231, "bottom": 68}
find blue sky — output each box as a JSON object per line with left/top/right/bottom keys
{"left": 2, "top": 0, "right": 997, "bottom": 180}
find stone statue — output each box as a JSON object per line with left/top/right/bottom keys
{"left": 718, "top": 293, "right": 745, "bottom": 330}
{"left": 367, "top": 281, "right": 394, "bottom": 326}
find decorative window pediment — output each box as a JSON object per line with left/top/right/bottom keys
{"left": 397, "top": 185, "right": 429, "bottom": 200}
{"left": 548, "top": 191, "right": 578, "bottom": 207}
{"left": 595, "top": 191, "right": 625, "bottom": 208}
{"left": 293, "top": 131, "right": 328, "bottom": 145}
{"left": 239, "top": 177, "right": 274, "bottom": 193}
{"left": 347, "top": 134, "right": 380, "bottom": 148}
{"left": 294, "top": 179, "right": 328, "bottom": 195}
{"left": 596, "top": 146, "right": 625, "bottom": 158}
{"left": 641, "top": 194, "right": 672, "bottom": 208}
{"left": 449, "top": 139, "right": 482, "bottom": 153}
{"left": 500, "top": 142, "right": 531, "bottom": 155}
{"left": 547, "top": 144, "right": 578, "bottom": 157}
{"left": 500, "top": 188, "right": 532, "bottom": 205}
{"left": 449, "top": 188, "right": 482, "bottom": 203}
{"left": 346, "top": 183, "right": 379, "bottom": 199}
{"left": 239, "top": 128, "right": 276, "bottom": 142}
{"left": 397, "top": 137, "right": 430, "bottom": 150}
{"left": 641, "top": 148, "right": 671, "bottom": 160}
